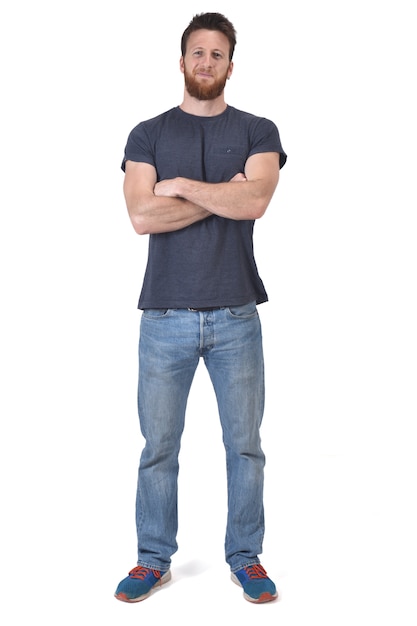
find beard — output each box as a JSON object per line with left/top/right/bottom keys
{"left": 184, "top": 66, "right": 228, "bottom": 101}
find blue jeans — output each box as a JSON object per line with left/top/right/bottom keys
{"left": 135, "top": 301, "right": 266, "bottom": 573}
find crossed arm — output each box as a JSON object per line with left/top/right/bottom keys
{"left": 123, "top": 151, "right": 280, "bottom": 235}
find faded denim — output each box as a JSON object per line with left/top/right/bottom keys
{"left": 135, "top": 301, "right": 266, "bottom": 572}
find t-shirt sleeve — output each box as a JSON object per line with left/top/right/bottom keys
{"left": 248, "top": 117, "right": 287, "bottom": 169}
{"left": 121, "top": 123, "right": 155, "bottom": 172}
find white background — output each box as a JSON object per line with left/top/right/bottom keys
{"left": 1, "top": 1, "right": 416, "bottom": 623}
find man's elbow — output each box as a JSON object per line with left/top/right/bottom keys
{"left": 246, "top": 180, "right": 278, "bottom": 219}
{"left": 250, "top": 197, "right": 271, "bottom": 220}
{"left": 130, "top": 214, "right": 150, "bottom": 235}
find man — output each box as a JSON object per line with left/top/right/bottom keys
{"left": 115, "top": 12, "right": 287, "bottom": 604}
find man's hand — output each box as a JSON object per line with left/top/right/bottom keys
{"left": 229, "top": 172, "right": 247, "bottom": 182}
{"left": 154, "top": 178, "right": 182, "bottom": 198}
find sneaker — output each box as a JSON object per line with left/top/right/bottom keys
{"left": 114, "top": 565, "right": 171, "bottom": 603}
{"left": 231, "top": 564, "right": 278, "bottom": 603}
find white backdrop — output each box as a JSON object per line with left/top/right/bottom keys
{"left": 1, "top": 1, "right": 416, "bottom": 624}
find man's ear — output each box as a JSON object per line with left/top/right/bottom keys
{"left": 179, "top": 56, "right": 185, "bottom": 74}
{"left": 227, "top": 61, "right": 234, "bottom": 79}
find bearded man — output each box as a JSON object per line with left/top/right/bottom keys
{"left": 115, "top": 12, "right": 287, "bottom": 605}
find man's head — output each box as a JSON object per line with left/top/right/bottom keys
{"left": 180, "top": 13, "right": 237, "bottom": 101}
{"left": 181, "top": 12, "right": 237, "bottom": 61}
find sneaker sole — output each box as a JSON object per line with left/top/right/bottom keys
{"left": 115, "top": 570, "right": 171, "bottom": 603}
{"left": 231, "top": 572, "right": 278, "bottom": 604}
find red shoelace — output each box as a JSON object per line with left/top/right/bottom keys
{"left": 128, "top": 566, "right": 161, "bottom": 580}
{"left": 244, "top": 564, "right": 269, "bottom": 579}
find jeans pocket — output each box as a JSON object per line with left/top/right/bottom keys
{"left": 142, "top": 308, "right": 169, "bottom": 319}
{"left": 227, "top": 301, "right": 257, "bottom": 319}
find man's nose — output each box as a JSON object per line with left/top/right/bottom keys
{"left": 201, "top": 53, "right": 212, "bottom": 66}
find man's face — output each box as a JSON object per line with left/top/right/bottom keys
{"left": 180, "top": 29, "right": 233, "bottom": 100}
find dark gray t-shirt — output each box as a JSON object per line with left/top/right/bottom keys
{"left": 122, "top": 105, "right": 287, "bottom": 309}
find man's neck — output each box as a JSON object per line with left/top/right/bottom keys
{"left": 179, "top": 92, "right": 228, "bottom": 117}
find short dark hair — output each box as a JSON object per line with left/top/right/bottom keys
{"left": 181, "top": 12, "right": 237, "bottom": 61}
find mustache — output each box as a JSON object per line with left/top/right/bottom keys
{"left": 193, "top": 68, "right": 214, "bottom": 77}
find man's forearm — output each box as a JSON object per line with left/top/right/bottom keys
{"left": 154, "top": 150, "right": 280, "bottom": 221}
{"left": 129, "top": 194, "right": 211, "bottom": 235}
{"left": 155, "top": 177, "right": 269, "bottom": 220}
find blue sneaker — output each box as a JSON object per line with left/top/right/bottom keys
{"left": 114, "top": 566, "right": 171, "bottom": 603}
{"left": 231, "top": 564, "right": 278, "bottom": 603}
